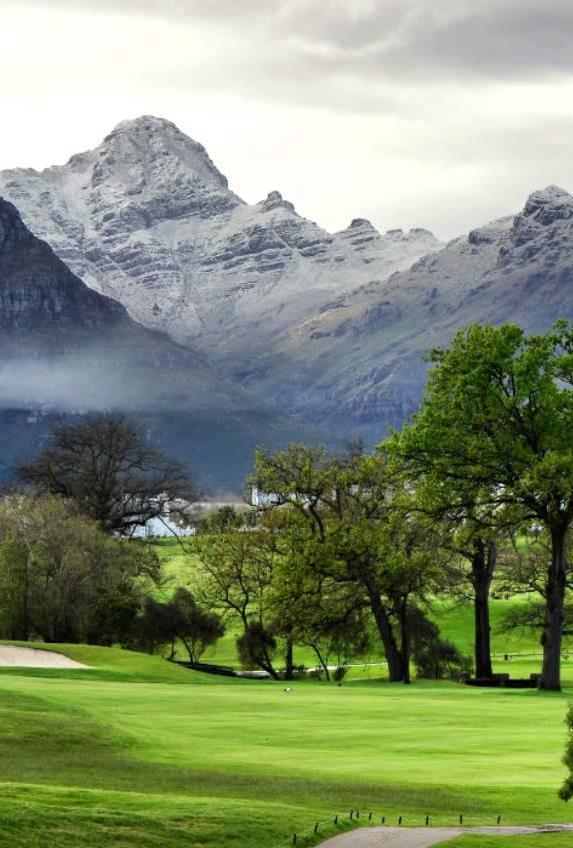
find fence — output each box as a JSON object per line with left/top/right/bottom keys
{"left": 276, "top": 810, "right": 504, "bottom": 847}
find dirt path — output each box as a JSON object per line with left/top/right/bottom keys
{"left": 317, "top": 824, "right": 573, "bottom": 848}
{"left": 0, "top": 645, "right": 87, "bottom": 668}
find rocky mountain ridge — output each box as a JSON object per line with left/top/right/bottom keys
{"left": 0, "top": 115, "right": 441, "bottom": 359}
{"left": 3, "top": 119, "right": 573, "bottom": 448}
{"left": 0, "top": 198, "right": 318, "bottom": 488}
{"left": 273, "top": 184, "right": 573, "bottom": 434}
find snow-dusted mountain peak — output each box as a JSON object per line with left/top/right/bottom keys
{"left": 0, "top": 116, "right": 443, "bottom": 403}
{"left": 258, "top": 190, "right": 296, "bottom": 214}
{"left": 95, "top": 114, "right": 231, "bottom": 192}
{"left": 111, "top": 114, "right": 181, "bottom": 135}
{"left": 349, "top": 217, "right": 375, "bottom": 230}
{"left": 504, "top": 185, "right": 573, "bottom": 261}
{"left": 522, "top": 185, "right": 573, "bottom": 224}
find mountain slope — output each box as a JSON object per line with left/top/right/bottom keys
{"left": 0, "top": 115, "right": 440, "bottom": 363}
{"left": 272, "top": 185, "right": 573, "bottom": 436}
{"left": 0, "top": 198, "right": 320, "bottom": 488}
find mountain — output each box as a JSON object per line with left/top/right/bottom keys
{"left": 0, "top": 116, "right": 440, "bottom": 411}
{"left": 0, "top": 198, "right": 320, "bottom": 489}
{"left": 271, "top": 185, "right": 573, "bottom": 436}
{"left": 4, "top": 119, "right": 573, "bottom": 446}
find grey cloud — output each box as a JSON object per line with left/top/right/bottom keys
{"left": 267, "top": 1, "right": 573, "bottom": 86}
{"left": 24, "top": 0, "right": 573, "bottom": 84}
{"left": 17, "top": 0, "right": 271, "bottom": 20}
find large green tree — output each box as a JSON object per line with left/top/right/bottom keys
{"left": 395, "top": 321, "right": 573, "bottom": 691}
{"left": 403, "top": 476, "right": 502, "bottom": 679}
{"left": 252, "top": 445, "right": 445, "bottom": 683}
{"left": 193, "top": 529, "right": 285, "bottom": 676}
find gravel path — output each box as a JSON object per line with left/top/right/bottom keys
{"left": 317, "top": 824, "right": 573, "bottom": 848}
{"left": 0, "top": 645, "right": 87, "bottom": 668}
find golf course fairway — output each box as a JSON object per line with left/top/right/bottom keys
{"left": 1, "top": 643, "right": 573, "bottom": 847}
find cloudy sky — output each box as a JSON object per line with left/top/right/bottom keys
{"left": 1, "top": 0, "right": 573, "bottom": 239}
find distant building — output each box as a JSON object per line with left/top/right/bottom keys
{"left": 131, "top": 516, "right": 196, "bottom": 539}
{"left": 250, "top": 487, "right": 281, "bottom": 508}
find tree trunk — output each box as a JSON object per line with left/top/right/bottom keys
{"left": 540, "top": 524, "right": 568, "bottom": 691}
{"left": 310, "top": 644, "right": 330, "bottom": 680}
{"left": 263, "top": 655, "right": 280, "bottom": 680}
{"left": 168, "top": 638, "right": 176, "bottom": 661}
{"left": 471, "top": 540, "right": 496, "bottom": 679}
{"left": 365, "top": 580, "right": 404, "bottom": 682}
{"left": 284, "top": 637, "right": 294, "bottom": 680}
{"left": 398, "top": 598, "right": 411, "bottom": 685}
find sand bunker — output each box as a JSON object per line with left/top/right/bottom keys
{"left": 0, "top": 645, "right": 87, "bottom": 668}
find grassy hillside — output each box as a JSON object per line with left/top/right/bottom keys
{"left": 1, "top": 641, "right": 573, "bottom": 846}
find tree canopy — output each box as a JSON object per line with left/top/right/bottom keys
{"left": 251, "top": 444, "right": 448, "bottom": 683}
{"left": 18, "top": 414, "right": 198, "bottom": 535}
{"left": 0, "top": 494, "right": 159, "bottom": 644}
{"left": 394, "top": 321, "right": 573, "bottom": 690}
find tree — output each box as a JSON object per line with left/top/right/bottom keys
{"left": 134, "top": 589, "right": 225, "bottom": 663}
{"left": 293, "top": 595, "right": 370, "bottom": 681}
{"left": 194, "top": 530, "right": 279, "bottom": 633}
{"left": 409, "top": 608, "right": 472, "bottom": 680}
{"left": 236, "top": 621, "right": 279, "bottom": 679}
{"left": 0, "top": 494, "right": 158, "bottom": 644}
{"left": 193, "top": 528, "right": 288, "bottom": 674}
{"left": 409, "top": 480, "right": 501, "bottom": 679}
{"left": 134, "top": 596, "right": 180, "bottom": 657}
{"left": 18, "top": 414, "right": 197, "bottom": 535}
{"left": 268, "top": 543, "right": 369, "bottom": 680}
{"left": 390, "top": 422, "right": 519, "bottom": 681}
{"left": 170, "top": 587, "right": 225, "bottom": 663}
{"left": 252, "top": 445, "right": 447, "bottom": 683}
{"left": 395, "top": 322, "right": 573, "bottom": 690}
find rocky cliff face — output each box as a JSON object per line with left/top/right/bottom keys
{"left": 0, "top": 198, "right": 125, "bottom": 335}
{"left": 0, "top": 199, "right": 319, "bottom": 488}
{"left": 0, "top": 116, "right": 441, "bottom": 360}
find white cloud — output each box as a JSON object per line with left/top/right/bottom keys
{"left": 0, "top": 1, "right": 573, "bottom": 240}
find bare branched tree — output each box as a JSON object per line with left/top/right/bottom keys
{"left": 18, "top": 414, "right": 198, "bottom": 534}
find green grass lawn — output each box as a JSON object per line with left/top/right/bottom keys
{"left": 445, "top": 837, "right": 573, "bottom": 848}
{"left": 0, "top": 540, "right": 570, "bottom": 847}
{"left": 1, "top": 642, "right": 573, "bottom": 847}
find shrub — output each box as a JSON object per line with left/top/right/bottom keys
{"left": 236, "top": 621, "right": 279, "bottom": 679}
{"left": 409, "top": 608, "right": 472, "bottom": 680}
{"left": 414, "top": 638, "right": 472, "bottom": 680}
{"left": 333, "top": 665, "right": 349, "bottom": 683}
